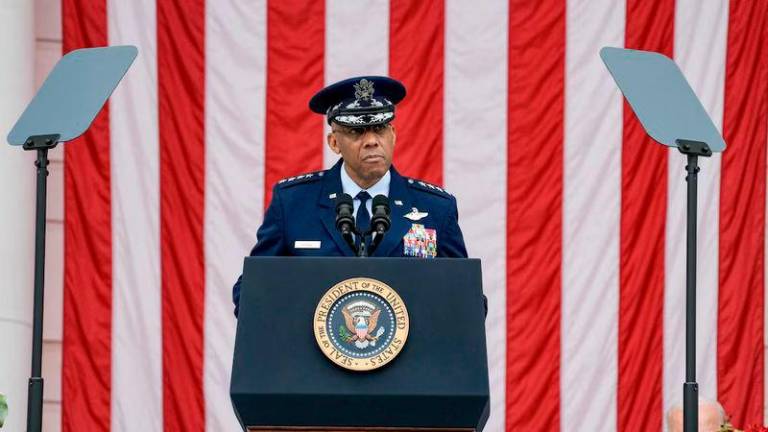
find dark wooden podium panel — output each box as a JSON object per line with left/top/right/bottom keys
{"left": 232, "top": 257, "right": 489, "bottom": 432}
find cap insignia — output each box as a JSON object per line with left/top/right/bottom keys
{"left": 354, "top": 79, "right": 375, "bottom": 101}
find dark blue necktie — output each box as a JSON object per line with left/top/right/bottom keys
{"left": 355, "top": 191, "right": 371, "bottom": 248}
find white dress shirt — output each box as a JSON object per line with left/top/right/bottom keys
{"left": 339, "top": 162, "right": 390, "bottom": 216}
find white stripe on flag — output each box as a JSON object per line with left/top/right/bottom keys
{"left": 323, "top": 0, "right": 390, "bottom": 169}
{"left": 204, "top": 0, "right": 268, "bottom": 430}
{"left": 444, "top": 1, "right": 508, "bottom": 431}
{"left": 663, "top": 0, "right": 728, "bottom": 414}
{"left": 108, "top": 0, "right": 163, "bottom": 430}
{"left": 561, "top": 1, "right": 625, "bottom": 430}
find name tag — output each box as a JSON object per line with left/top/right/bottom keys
{"left": 294, "top": 240, "right": 321, "bottom": 249}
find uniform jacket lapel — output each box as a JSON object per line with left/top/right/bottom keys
{"left": 372, "top": 166, "right": 413, "bottom": 257}
{"left": 318, "top": 160, "right": 356, "bottom": 257}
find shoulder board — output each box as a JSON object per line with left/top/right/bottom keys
{"left": 405, "top": 178, "right": 453, "bottom": 199}
{"left": 276, "top": 170, "right": 325, "bottom": 188}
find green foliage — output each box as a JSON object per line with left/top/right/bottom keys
{"left": 338, "top": 325, "right": 352, "bottom": 342}
{"left": 0, "top": 393, "right": 7, "bottom": 428}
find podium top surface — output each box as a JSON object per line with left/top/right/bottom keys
{"left": 601, "top": 47, "right": 726, "bottom": 152}
{"left": 7, "top": 46, "right": 137, "bottom": 146}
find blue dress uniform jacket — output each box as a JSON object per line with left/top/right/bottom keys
{"left": 232, "top": 160, "right": 468, "bottom": 316}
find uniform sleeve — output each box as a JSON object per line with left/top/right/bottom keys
{"left": 232, "top": 185, "right": 288, "bottom": 317}
{"left": 438, "top": 195, "right": 468, "bottom": 258}
{"left": 438, "top": 197, "right": 486, "bottom": 315}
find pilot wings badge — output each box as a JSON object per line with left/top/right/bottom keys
{"left": 404, "top": 207, "right": 428, "bottom": 221}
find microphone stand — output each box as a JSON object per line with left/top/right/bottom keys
{"left": 368, "top": 229, "right": 386, "bottom": 255}
{"left": 367, "top": 195, "right": 391, "bottom": 256}
{"left": 335, "top": 194, "right": 359, "bottom": 256}
{"left": 356, "top": 229, "right": 370, "bottom": 257}
{"left": 341, "top": 231, "right": 356, "bottom": 255}
{"left": 336, "top": 194, "right": 390, "bottom": 257}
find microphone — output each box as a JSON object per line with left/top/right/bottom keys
{"left": 335, "top": 193, "right": 355, "bottom": 236}
{"left": 370, "top": 195, "right": 391, "bottom": 235}
{"left": 335, "top": 193, "right": 357, "bottom": 254}
{"left": 368, "top": 195, "right": 391, "bottom": 256}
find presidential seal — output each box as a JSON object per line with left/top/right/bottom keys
{"left": 313, "top": 277, "right": 409, "bottom": 372}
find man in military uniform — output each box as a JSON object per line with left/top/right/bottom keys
{"left": 233, "top": 76, "right": 468, "bottom": 316}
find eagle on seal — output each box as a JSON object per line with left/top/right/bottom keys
{"left": 342, "top": 306, "right": 381, "bottom": 342}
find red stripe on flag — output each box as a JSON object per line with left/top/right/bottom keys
{"left": 618, "top": 1, "right": 674, "bottom": 430}
{"left": 157, "top": 1, "right": 207, "bottom": 430}
{"left": 389, "top": 0, "right": 444, "bottom": 185}
{"left": 505, "top": 0, "right": 565, "bottom": 430}
{"left": 718, "top": 0, "right": 768, "bottom": 426}
{"left": 61, "top": 0, "right": 112, "bottom": 430}
{"left": 264, "top": 0, "right": 325, "bottom": 205}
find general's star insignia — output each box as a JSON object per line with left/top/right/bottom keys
{"left": 404, "top": 207, "right": 428, "bottom": 221}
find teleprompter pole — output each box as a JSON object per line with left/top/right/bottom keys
{"left": 23, "top": 134, "right": 59, "bottom": 432}
{"left": 600, "top": 46, "right": 727, "bottom": 432}
{"left": 677, "top": 139, "right": 712, "bottom": 432}
{"left": 4, "top": 45, "right": 137, "bottom": 431}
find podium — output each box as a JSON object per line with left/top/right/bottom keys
{"left": 231, "top": 257, "right": 490, "bottom": 432}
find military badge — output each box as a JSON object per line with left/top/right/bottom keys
{"left": 403, "top": 223, "right": 437, "bottom": 258}
{"left": 313, "top": 277, "right": 409, "bottom": 372}
{"left": 354, "top": 78, "right": 375, "bottom": 101}
{"left": 404, "top": 207, "right": 428, "bottom": 221}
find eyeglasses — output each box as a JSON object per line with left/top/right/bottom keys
{"left": 331, "top": 123, "right": 391, "bottom": 139}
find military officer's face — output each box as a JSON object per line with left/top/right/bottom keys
{"left": 328, "top": 122, "right": 396, "bottom": 188}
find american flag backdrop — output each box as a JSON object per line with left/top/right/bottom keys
{"left": 57, "top": 0, "right": 768, "bottom": 431}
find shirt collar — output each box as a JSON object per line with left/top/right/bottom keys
{"left": 340, "top": 162, "right": 390, "bottom": 199}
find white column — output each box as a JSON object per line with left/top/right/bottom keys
{"left": 0, "top": 1, "right": 37, "bottom": 431}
